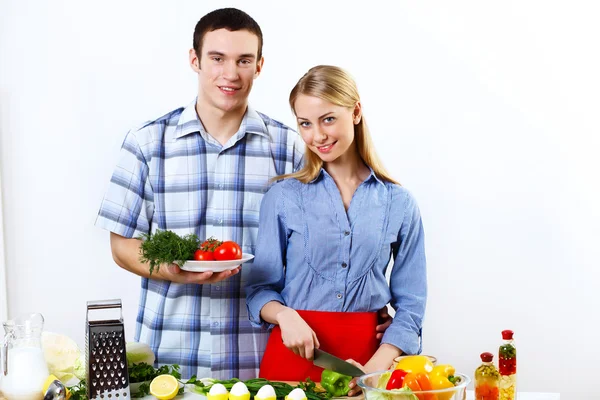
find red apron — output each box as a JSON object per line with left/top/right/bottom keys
{"left": 259, "top": 310, "right": 379, "bottom": 381}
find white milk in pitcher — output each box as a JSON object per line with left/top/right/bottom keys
{"left": 0, "top": 347, "right": 49, "bottom": 400}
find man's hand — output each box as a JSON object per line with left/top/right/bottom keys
{"left": 164, "top": 264, "right": 241, "bottom": 284}
{"left": 276, "top": 307, "right": 320, "bottom": 360}
{"left": 376, "top": 305, "right": 392, "bottom": 340}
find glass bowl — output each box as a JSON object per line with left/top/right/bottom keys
{"left": 357, "top": 370, "right": 471, "bottom": 400}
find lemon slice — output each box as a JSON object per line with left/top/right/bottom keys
{"left": 150, "top": 374, "right": 179, "bottom": 400}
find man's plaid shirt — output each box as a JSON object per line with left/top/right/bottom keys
{"left": 95, "top": 100, "right": 304, "bottom": 379}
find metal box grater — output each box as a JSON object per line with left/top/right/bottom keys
{"left": 85, "top": 299, "right": 130, "bottom": 399}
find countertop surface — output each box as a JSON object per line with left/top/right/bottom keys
{"left": 141, "top": 390, "right": 560, "bottom": 400}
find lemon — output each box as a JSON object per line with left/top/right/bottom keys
{"left": 150, "top": 374, "right": 179, "bottom": 400}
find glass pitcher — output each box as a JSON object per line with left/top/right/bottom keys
{"left": 0, "top": 313, "right": 49, "bottom": 400}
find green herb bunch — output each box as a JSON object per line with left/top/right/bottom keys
{"left": 139, "top": 230, "right": 200, "bottom": 274}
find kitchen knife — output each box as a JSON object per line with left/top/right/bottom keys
{"left": 313, "top": 348, "right": 365, "bottom": 377}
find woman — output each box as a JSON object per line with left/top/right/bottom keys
{"left": 245, "top": 65, "right": 427, "bottom": 389}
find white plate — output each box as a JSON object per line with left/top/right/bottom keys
{"left": 180, "top": 253, "right": 254, "bottom": 272}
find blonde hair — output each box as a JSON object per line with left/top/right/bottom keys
{"left": 279, "top": 65, "right": 399, "bottom": 185}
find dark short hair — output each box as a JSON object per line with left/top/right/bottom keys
{"left": 193, "top": 8, "right": 263, "bottom": 62}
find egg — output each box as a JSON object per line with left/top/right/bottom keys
{"left": 230, "top": 382, "right": 251, "bottom": 400}
{"left": 207, "top": 383, "right": 229, "bottom": 400}
{"left": 255, "top": 384, "right": 276, "bottom": 400}
{"left": 285, "top": 388, "right": 307, "bottom": 400}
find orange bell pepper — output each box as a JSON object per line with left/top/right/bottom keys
{"left": 402, "top": 372, "right": 438, "bottom": 400}
{"left": 403, "top": 373, "right": 424, "bottom": 400}
{"left": 415, "top": 372, "right": 437, "bottom": 400}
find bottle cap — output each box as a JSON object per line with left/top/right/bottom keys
{"left": 480, "top": 352, "right": 493, "bottom": 362}
{"left": 502, "top": 330, "right": 514, "bottom": 340}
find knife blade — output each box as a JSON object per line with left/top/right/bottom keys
{"left": 313, "top": 348, "right": 365, "bottom": 377}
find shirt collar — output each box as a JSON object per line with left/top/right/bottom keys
{"left": 309, "top": 166, "right": 385, "bottom": 186}
{"left": 174, "top": 100, "right": 270, "bottom": 140}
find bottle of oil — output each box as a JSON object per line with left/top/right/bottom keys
{"left": 498, "top": 330, "right": 517, "bottom": 400}
{"left": 475, "top": 352, "right": 500, "bottom": 400}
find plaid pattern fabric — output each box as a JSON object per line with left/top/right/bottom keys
{"left": 95, "top": 100, "right": 304, "bottom": 379}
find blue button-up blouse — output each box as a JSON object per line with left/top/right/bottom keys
{"left": 245, "top": 168, "right": 427, "bottom": 354}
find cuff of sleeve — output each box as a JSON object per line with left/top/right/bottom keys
{"left": 95, "top": 214, "right": 147, "bottom": 239}
{"left": 381, "top": 325, "right": 421, "bottom": 355}
{"left": 247, "top": 290, "right": 286, "bottom": 329}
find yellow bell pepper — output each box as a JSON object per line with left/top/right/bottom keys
{"left": 394, "top": 355, "right": 434, "bottom": 375}
{"left": 428, "top": 364, "right": 456, "bottom": 400}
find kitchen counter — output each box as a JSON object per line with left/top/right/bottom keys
{"left": 142, "top": 390, "right": 560, "bottom": 400}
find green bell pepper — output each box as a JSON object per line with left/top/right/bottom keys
{"left": 321, "top": 369, "right": 352, "bottom": 397}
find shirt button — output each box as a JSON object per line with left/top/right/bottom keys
{"left": 214, "top": 286, "right": 220, "bottom": 291}
{"left": 213, "top": 322, "right": 219, "bottom": 327}
{"left": 344, "top": 231, "right": 350, "bottom": 236}
{"left": 341, "top": 262, "right": 347, "bottom": 268}
{"left": 336, "top": 293, "right": 343, "bottom": 299}
{"left": 218, "top": 219, "right": 223, "bottom": 224}
{"left": 219, "top": 183, "right": 224, "bottom": 189}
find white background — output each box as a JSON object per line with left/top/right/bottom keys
{"left": 1, "top": 1, "right": 598, "bottom": 399}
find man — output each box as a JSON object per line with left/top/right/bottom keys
{"left": 96, "top": 8, "right": 389, "bottom": 380}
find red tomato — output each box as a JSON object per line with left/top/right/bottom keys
{"left": 194, "top": 249, "right": 215, "bottom": 261}
{"left": 213, "top": 241, "right": 242, "bottom": 261}
{"left": 200, "top": 237, "right": 222, "bottom": 252}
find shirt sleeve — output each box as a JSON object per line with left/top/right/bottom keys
{"left": 382, "top": 189, "right": 427, "bottom": 355}
{"left": 292, "top": 133, "right": 305, "bottom": 172}
{"left": 245, "top": 182, "right": 289, "bottom": 328}
{"left": 94, "top": 130, "right": 154, "bottom": 239}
